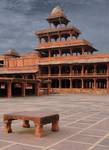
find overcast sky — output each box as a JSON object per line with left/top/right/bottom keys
{"left": 0, "top": 0, "right": 109, "bottom": 54}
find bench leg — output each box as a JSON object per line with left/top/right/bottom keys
{"left": 4, "top": 120, "right": 12, "bottom": 133}
{"left": 22, "top": 120, "right": 30, "bottom": 128}
{"left": 34, "top": 123, "right": 43, "bottom": 137}
{"left": 52, "top": 120, "right": 59, "bottom": 132}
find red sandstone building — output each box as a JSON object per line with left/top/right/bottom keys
{"left": 0, "top": 6, "right": 109, "bottom": 97}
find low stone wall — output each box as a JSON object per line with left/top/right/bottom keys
{"left": 51, "top": 88, "right": 109, "bottom": 95}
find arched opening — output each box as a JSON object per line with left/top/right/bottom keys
{"left": 51, "top": 79, "right": 59, "bottom": 88}
{"left": 25, "top": 83, "right": 35, "bottom": 96}
{"left": 12, "top": 83, "right": 22, "bottom": 96}
{"left": 84, "top": 65, "right": 94, "bottom": 74}
{"left": 51, "top": 35, "right": 59, "bottom": 42}
{"left": 51, "top": 50, "right": 59, "bottom": 57}
{"left": 61, "top": 65, "right": 70, "bottom": 75}
{"left": 40, "top": 66, "right": 48, "bottom": 75}
{"left": 83, "top": 79, "right": 94, "bottom": 88}
{"left": 61, "top": 49, "right": 70, "bottom": 56}
{"left": 96, "top": 64, "right": 107, "bottom": 74}
{"left": 72, "top": 79, "right": 81, "bottom": 88}
{"left": 0, "top": 82, "right": 7, "bottom": 97}
{"left": 26, "top": 74, "right": 34, "bottom": 79}
{"left": 14, "top": 74, "right": 22, "bottom": 78}
{"left": 73, "top": 65, "right": 82, "bottom": 75}
{"left": 60, "top": 33, "right": 70, "bottom": 41}
{"left": 96, "top": 79, "right": 107, "bottom": 89}
{"left": 61, "top": 79, "right": 70, "bottom": 88}
{"left": 50, "top": 65, "right": 59, "bottom": 75}
{"left": 40, "top": 50, "right": 49, "bottom": 57}
{"left": 40, "top": 38, "right": 47, "bottom": 43}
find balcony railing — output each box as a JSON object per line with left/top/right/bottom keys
{"left": 39, "top": 72, "right": 108, "bottom": 77}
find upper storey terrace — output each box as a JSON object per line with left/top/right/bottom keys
{"left": 0, "top": 49, "right": 39, "bottom": 74}
{"left": 35, "top": 6, "right": 98, "bottom": 56}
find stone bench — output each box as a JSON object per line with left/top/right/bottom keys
{"left": 3, "top": 111, "right": 59, "bottom": 137}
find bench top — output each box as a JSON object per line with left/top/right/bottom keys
{"left": 3, "top": 111, "right": 59, "bottom": 121}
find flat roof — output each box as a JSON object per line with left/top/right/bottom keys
{"left": 36, "top": 26, "right": 81, "bottom": 35}
{"left": 36, "top": 39, "right": 97, "bottom": 51}
{"left": 39, "top": 54, "right": 109, "bottom": 65}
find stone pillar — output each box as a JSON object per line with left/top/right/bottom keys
{"left": 48, "top": 50, "right": 51, "bottom": 58}
{"left": 59, "top": 49, "right": 61, "bottom": 57}
{"left": 35, "top": 81, "right": 40, "bottom": 96}
{"left": 70, "top": 47, "right": 72, "bottom": 56}
{"left": 107, "top": 63, "right": 109, "bottom": 75}
{"left": 82, "top": 47, "right": 85, "bottom": 55}
{"left": 22, "top": 82, "right": 26, "bottom": 97}
{"left": 81, "top": 79, "right": 84, "bottom": 89}
{"left": 93, "top": 78, "right": 96, "bottom": 89}
{"left": 59, "top": 79, "right": 61, "bottom": 88}
{"left": 7, "top": 81, "right": 12, "bottom": 98}
{"left": 72, "top": 66, "right": 74, "bottom": 76}
{"left": 47, "top": 80, "right": 51, "bottom": 95}
{"left": 107, "top": 78, "right": 109, "bottom": 89}
{"left": 94, "top": 64, "right": 96, "bottom": 75}
{"left": 70, "top": 65, "right": 72, "bottom": 76}
{"left": 70, "top": 78, "right": 72, "bottom": 88}
{"left": 69, "top": 31, "right": 72, "bottom": 39}
{"left": 81, "top": 64, "right": 84, "bottom": 76}
{"left": 59, "top": 64, "right": 61, "bottom": 76}
{"left": 48, "top": 34, "right": 51, "bottom": 42}
{"left": 48, "top": 65, "right": 50, "bottom": 76}
{"left": 59, "top": 33, "right": 61, "bottom": 41}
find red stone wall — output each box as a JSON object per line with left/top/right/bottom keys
{"left": 52, "top": 88, "right": 109, "bottom": 95}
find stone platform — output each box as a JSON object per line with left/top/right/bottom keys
{"left": 0, "top": 94, "right": 109, "bottom": 150}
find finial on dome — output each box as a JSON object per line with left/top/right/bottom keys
{"left": 50, "top": 5, "right": 64, "bottom": 17}
{"left": 47, "top": 5, "right": 70, "bottom": 27}
{"left": 5, "top": 49, "right": 20, "bottom": 57}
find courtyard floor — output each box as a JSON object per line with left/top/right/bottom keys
{"left": 0, "top": 94, "right": 109, "bottom": 150}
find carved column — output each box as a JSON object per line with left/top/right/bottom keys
{"left": 72, "top": 65, "right": 74, "bottom": 76}
{"left": 70, "top": 78, "right": 72, "bottom": 88}
{"left": 108, "top": 78, "right": 109, "bottom": 90}
{"left": 81, "top": 64, "right": 84, "bottom": 76}
{"left": 107, "top": 78, "right": 109, "bottom": 89}
{"left": 81, "top": 79, "right": 84, "bottom": 89}
{"left": 70, "top": 64, "right": 72, "bottom": 76}
{"left": 93, "top": 78, "right": 96, "bottom": 89}
{"left": 59, "top": 64, "right": 61, "bottom": 77}
{"left": 59, "top": 79, "right": 61, "bottom": 88}
{"left": 48, "top": 50, "right": 51, "bottom": 58}
{"left": 47, "top": 80, "right": 51, "bottom": 95}
{"left": 59, "top": 48, "right": 61, "bottom": 57}
{"left": 35, "top": 81, "right": 40, "bottom": 96}
{"left": 94, "top": 64, "right": 96, "bottom": 75}
{"left": 69, "top": 31, "right": 72, "bottom": 39}
{"left": 59, "top": 32, "right": 61, "bottom": 41}
{"left": 82, "top": 47, "right": 85, "bottom": 55}
{"left": 48, "top": 65, "right": 50, "bottom": 76}
{"left": 107, "top": 63, "right": 109, "bottom": 75}
{"left": 70, "top": 47, "right": 72, "bottom": 56}
{"left": 7, "top": 81, "right": 12, "bottom": 98}
{"left": 22, "top": 82, "right": 26, "bottom": 97}
{"left": 48, "top": 33, "right": 51, "bottom": 42}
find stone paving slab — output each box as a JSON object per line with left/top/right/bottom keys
{"left": 0, "top": 141, "right": 12, "bottom": 149}
{"left": 1, "top": 144, "right": 41, "bottom": 150}
{"left": 0, "top": 126, "right": 78, "bottom": 148}
{"left": 91, "top": 145, "right": 109, "bottom": 150}
{"left": 48, "top": 140, "right": 92, "bottom": 150}
{"left": 0, "top": 94, "right": 109, "bottom": 150}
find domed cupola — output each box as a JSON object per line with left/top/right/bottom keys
{"left": 47, "top": 6, "right": 70, "bottom": 27}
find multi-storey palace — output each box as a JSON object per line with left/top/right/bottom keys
{"left": 0, "top": 6, "right": 109, "bottom": 97}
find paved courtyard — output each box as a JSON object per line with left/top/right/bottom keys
{"left": 0, "top": 94, "right": 109, "bottom": 150}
